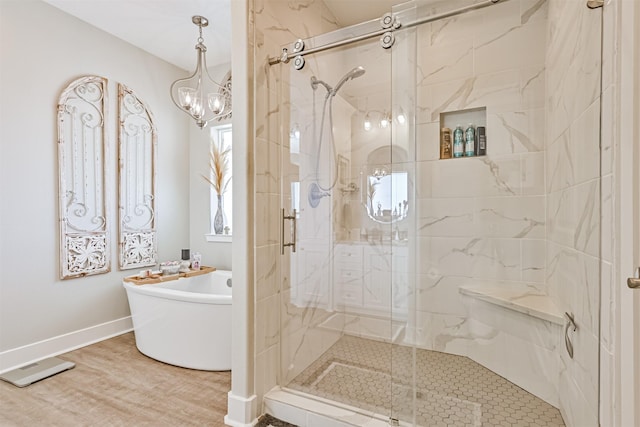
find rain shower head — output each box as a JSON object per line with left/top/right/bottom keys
{"left": 332, "top": 66, "right": 366, "bottom": 95}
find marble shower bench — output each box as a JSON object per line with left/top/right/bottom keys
{"left": 459, "top": 284, "right": 564, "bottom": 325}
{"left": 458, "top": 283, "right": 564, "bottom": 408}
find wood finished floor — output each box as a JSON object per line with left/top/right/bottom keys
{"left": 0, "top": 332, "right": 231, "bottom": 426}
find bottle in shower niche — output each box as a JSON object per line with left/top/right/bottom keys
{"left": 476, "top": 126, "right": 487, "bottom": 156}
{"left": 464, "top": 124, "right": 475, "bottom": 157}
{"left": 440, "top": 127, "right": 452, "bottom": 159}
{"left": 452, "top": 125, "right": 464, "bottom": 158}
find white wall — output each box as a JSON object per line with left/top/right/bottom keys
{"left": 189, "top": 62, "right": 233, "bottom": 271}
{"left": 0, "top": 0, "right": 190, "bottom": 370}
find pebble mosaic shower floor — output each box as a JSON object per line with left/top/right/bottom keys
{"left": 286, "top": 335, "right": 565, "bottom": 427}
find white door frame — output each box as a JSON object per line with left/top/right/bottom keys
{"left": 617, "top": 0, "right": 639, "bottom": 425}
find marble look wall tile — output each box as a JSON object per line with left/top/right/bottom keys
{"left": 601, "top": 0, "right": 616, "bottom": 90}
{"left": 423, "top": 155, "right": 522, "bottom": 198}
{"left": 465, "top": 318, "right": 560, "bottom": 407}
{"left": 281, "top": 324, "right": 341, "bottom": 384}
{"left": 411, "top": 311, "right": 470, "bottom": 355}
{"left": 546, "top": 180, "right": 600, "bottom": 258}
{"left": 521, "top": 151, "right": 546, "bottom": 195}
{"left": 417, "top": 38, "right": 474, "bottom": 87}
{"left": 521, "top": 238, "right": 546, "bottom": 283}
{"left": 255, "top": 138, "right": 281, "bottom": 195}
{"left": 474, "top": 18, "right": 547, "bottom": 77}
{"left": 416, "top": 274, "right": 469, "bottom": 317}
{"left": 546, "top": 241, "right": 600, "bottom": 334}
{"left": 255, "top": 344, "right": 279, "bottom": 405}
{"left": 601, "top": 85, "right": 614, "bottom": 177}
{"left": 558, "top": 328, "right": 599, "bottom": 423}
{"left": 486, "top": 109, "right": 545, "bottom": 155}
{"left": 520, "top": 65, "right": 546, "bottom": 110}
{"left": 416, "top": 236, "right": 523, "bottom": 281}
{"left": 416, "top": 197, "right": 476, "bottom": 237}
{"left": 600, "top": 260, "right": 613, "bottom": 352}
{"left": 256, "top": 244, "right": 280, "bottom": 301}
{"left": 426, "top": 71, "right": 522, "bottom": 122}
{"left": 418, "top": 7, "right": 477, "bottom": 48}
{"left": 546, "top": 0, "right": 601, "bottom": 142}
{"left": 415, "top": 122, "right": 440, "bottom": 161}
{"left": 601, "top": 174, "right": 613, "bottom": 263}
{"left": 520, "top": 0, "right": 549, "bottom": 25}
{"left": 255, "top": 193, "right": 281, "bottom": 247}
{"left": 255, "top": 0, "right": 336, "bottom": 48}
{"left": 257, "top": 294, "right": 281, "bottom": 354}
{"left": 546, "top": 100, "right": 601, "bottom": 193}
{"left": 599, "top": 346, "right": 615, "bottom": 427}
{"left": 416, "top": 196, "right": 545, "bottom": 239}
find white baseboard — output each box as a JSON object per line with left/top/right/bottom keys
{"left": 0, "top": 316, "right": 133, "bottom": 373}
{"left": 224, "top": 391, "right": 258, "bottom": 426}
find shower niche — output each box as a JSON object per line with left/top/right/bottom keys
{"left": 439, "top": 107, "right": 487, "bottom": 160}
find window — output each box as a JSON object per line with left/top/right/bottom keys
{"left": 208, "top": 124, "right": 233, "bottom": 238}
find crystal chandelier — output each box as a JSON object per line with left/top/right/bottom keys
{"left": 170, "top": 16, "right": 230, "bottom": 129}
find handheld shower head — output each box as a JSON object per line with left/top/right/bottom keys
{"left": 332, "top": 66, "right": 366, "bottom": 96}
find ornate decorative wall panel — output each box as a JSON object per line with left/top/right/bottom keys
{"left": 57, "top": 76, "right": 110, "bottom": 279}
{"left": 118, "top": 84, "right": 158, "bottom": 269}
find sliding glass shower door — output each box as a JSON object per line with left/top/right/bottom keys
{"left": 277, "top": 26, "right": 416, "bottom": 421}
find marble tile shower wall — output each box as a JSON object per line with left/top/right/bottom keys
{"left": 544, "top": 0, "right": 602, "bottom": 426}
{"left": 412, "top": 0, "right": 548, "bottom": 352}
{"left": 253, "top": 0, "right": 341, "bottom": 407}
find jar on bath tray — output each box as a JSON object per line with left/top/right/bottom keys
{"left": 192, "top": 252, "right": 202, "bottom": 270}
{"left": 180, "top": 249, "right": 191, "bottom": 272}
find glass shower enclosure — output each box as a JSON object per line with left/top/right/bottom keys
{"left": 275, "top": 0, "right": 602, "bottom": 425}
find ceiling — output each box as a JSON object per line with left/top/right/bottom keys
{"left": 42, "top": 0, "right": 402, "bottom": 71}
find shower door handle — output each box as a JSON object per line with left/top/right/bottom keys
{"left": 282, "top": 208, "right": 297, "bottom": 254}
{"left": 628, "top": 267, "right": 640, "bottom": 289}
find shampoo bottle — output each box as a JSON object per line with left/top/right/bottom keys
{"left": 464, "top": 124, "right": 475, "bottom": 157}
{"left": 440, "top": 127, "right": 452, "bottom": 159}
{"left": 476, "top": 126, "right": 487, "bottom": 156}
{"left": 453, "top": 125, "right": 464, "bottom": 158}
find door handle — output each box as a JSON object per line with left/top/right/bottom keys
{"left": 628, "top": 267, "right": 640, "bottom": 289}
{"left": 281, "top": 208, "right": 297, "bottom": 254}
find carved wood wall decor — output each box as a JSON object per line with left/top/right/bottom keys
{"left": 118, "top": 84, "right": 158, "bottom": 269}
{"left": 57, "top": 75, "right": 110, "bottom": 279}
{"left": 216, "top": 71, "right": 232, "bottom": 122}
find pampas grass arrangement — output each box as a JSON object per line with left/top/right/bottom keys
{"left": 203, "top": 138, "right": 231, "bottom": 195}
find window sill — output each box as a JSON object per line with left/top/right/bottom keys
{"left": 205, "top": 234, "right": 232, "bottom": 243}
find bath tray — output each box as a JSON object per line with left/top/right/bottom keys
{"left": 123, "top": 273, "right": 177, "bottom": 285}
{"left": 124, "top": 266, "right": 216, "bottom": 285}
{"left": 180, "top": 265, "right": 216, "bottom": 278}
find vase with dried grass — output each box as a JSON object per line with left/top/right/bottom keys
{"left": 203, "top": 139, "right": 231, "bottom": 234}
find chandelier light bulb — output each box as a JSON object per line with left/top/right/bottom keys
{"left": 380, "top": 114, "right": 389, "bottom": 128}
{"left": 397, "top": 112, "right": 406, "bottom": 125}
{"left": 363, "top": 114, "right": 372, "bottom": 131}
{"left": 208, "top": 93, "right": 224, "bottom": 115}
{"left": 178, "top": 87, "right": 196, "bottom": 110}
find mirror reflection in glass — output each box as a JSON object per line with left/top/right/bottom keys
{"left": 364, "top": 168, "right": 408, "bottom": 223}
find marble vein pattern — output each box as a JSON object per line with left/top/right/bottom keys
{"left": 544, "top": 0, "right": 602, "bottom": 425}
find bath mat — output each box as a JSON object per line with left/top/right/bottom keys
{"left": 255, "top": 414, "right": 297, "bottom": 427}
{"left": 312, "top": 362, "right": 482, "bottom": 426}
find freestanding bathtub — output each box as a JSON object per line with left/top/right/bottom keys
{"left": 123, "top": 270, "right": 232, "bottom": 371}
